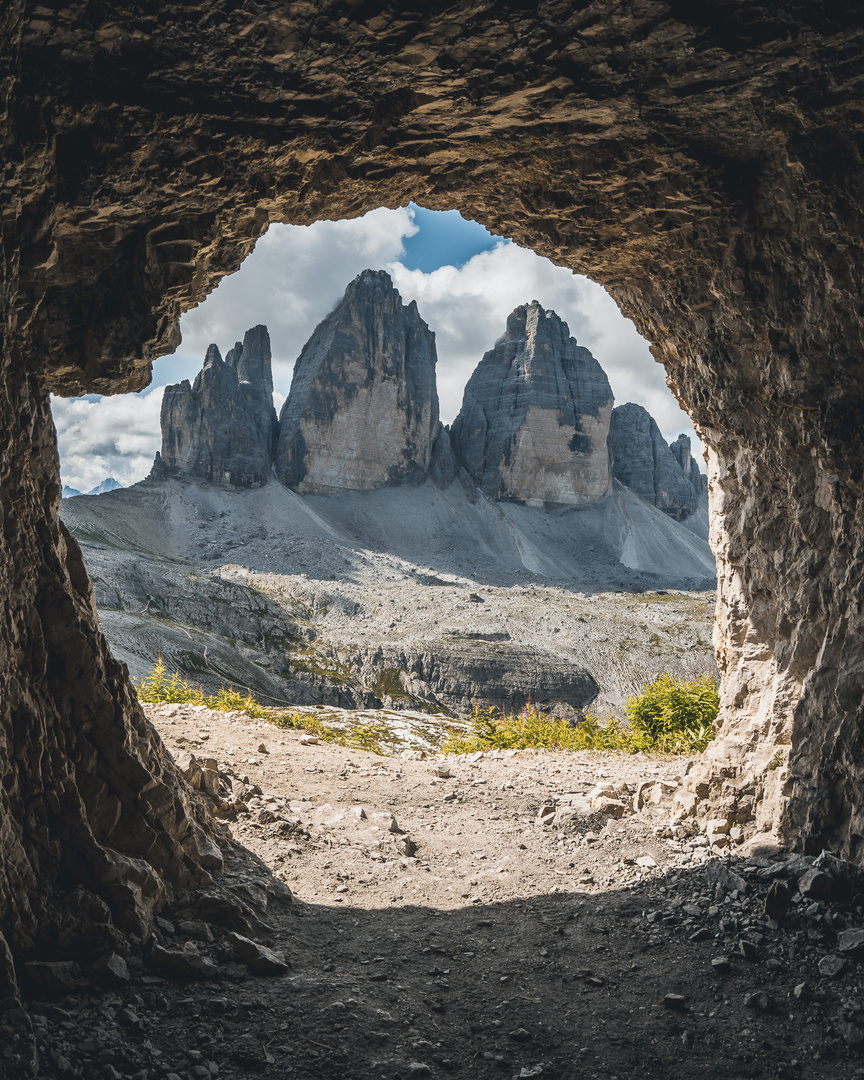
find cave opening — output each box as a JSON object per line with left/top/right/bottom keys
{"left": 3, "top": 6, "right": 864, "bottom": 1062}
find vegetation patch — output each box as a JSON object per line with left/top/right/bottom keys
{"left": 442, "top": 673, "right": 719, "bottom": 755}
{"left": 135, "top": 657, "right": 396, "bottom": 754}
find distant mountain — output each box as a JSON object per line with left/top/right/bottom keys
{"left": 88, "top": 477, "right": 122, "bottom": 495}
{"left": 62, "top": 478, "right": 122, "bottom": 499}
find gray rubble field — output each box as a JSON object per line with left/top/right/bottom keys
{"left": 63, "top": 477, "right": 716, "bottom": 723}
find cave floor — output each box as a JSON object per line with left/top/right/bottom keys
{"left": 14, "top": 704, "right": 864, "bottom": 1080}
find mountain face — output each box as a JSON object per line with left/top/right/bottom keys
{"left": 608, "top": 403, "right": 706, "bottom": 521}
{"left": 62, "top": 477, "right": 122, "bottom": 498}
{"left": 449, "top": 301, "right": 614, "bottom": 506}
{"left": 152, "top": 324, "right": 278, "bottom": 488}
{"left": 274, "top": 269, "right": 454, "bottom": 493}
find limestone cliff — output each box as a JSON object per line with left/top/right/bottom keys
{"left": 152, "top": 325, "right": 278, "bottom": 488}
{"left": 275, "top": 270, "right": 451, "bottom": 493}
{"left": 608, "top": 403, "right": 705, "bottom": 521}
{"left": 450, "top": 301, "right": 614, "bottom": 505}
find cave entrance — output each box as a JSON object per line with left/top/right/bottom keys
{"left": 5, "top": 0, "right": 864, "bottom": 1022}
{"left": 54, "top": 206, "right": 715, "bottom": 733}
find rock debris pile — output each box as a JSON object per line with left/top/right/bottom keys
{"left": 7, "top": 704, "right": 864, "bottom": 1079}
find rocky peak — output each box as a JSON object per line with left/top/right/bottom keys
{"left": 152, "top": 324, "right": 278, "bottom": 488}
{"left": 449, "top": 300, "right": 614, "bottom": 505}
{"left": 274, "top": 269, "right": 454, "bottom": 493}
{"left": 608, "top": 403, "right": 705, "bottom": 520}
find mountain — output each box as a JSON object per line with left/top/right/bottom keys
{"left": 274, "top": 269, "right": 457, "bottom": 492}
{"left": 608, "top": 404, "right": 707, "bottom": 523}
{"left": 62, "top": 478, "right": 122, "bottom": 498}
{"left": 152, "top": 324, "right": 278, "bottom": 488}
{"left": 449, "top": 301, "right": 614, "bottom": 505}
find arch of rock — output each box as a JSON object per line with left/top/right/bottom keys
{"left": 2, "top": 1, "right": 863, "bottom": 996}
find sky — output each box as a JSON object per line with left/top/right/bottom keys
{"left": 52, "top": 204, "right": 701, "bottom": 492}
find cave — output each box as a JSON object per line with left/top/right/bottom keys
{"left": 3, "top": 0, "right": 864, "bottom": 1004}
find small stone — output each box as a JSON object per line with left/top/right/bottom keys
{"left": 744, "top": 991, "right": 770, "bottom": 1011}
{"left": 536, "top": 805, "right": 556, "bottom": 824}
{"left": 23, "top": 960, "right": 80, "bottom": 997}
{"left": 798, "top": 868, "right": 833, "bottom": 899}
{"left": 509, "top": 1027, "right": 532, "bottom": 1042}
{"left": 88, "top": 952, "right": 131, "bottom": 989}
{"left": 636, "top": 854, "right": 658, "bottom": 868}
{"left": 227, "top": 932, "right": 289, "bottom": 974}
{"left": 300, "top": 736, "right": 319, "bottom": 745}
{"left": 591, "top": 796, "right": 626, "bottom": 818}
{"left": 396, "top": 837, "right": 418, "bottom": 857}
{"left": 150, "top": 943, "right": 219, "bottom": 981}
{"left": 519, "top": 1067, "right": 545, "bottom": 1079}
{"left": 837, "top": 928, "right": 864, "bottom": 956}
{"left": 840, "top": 1022, "right": 864, "bottom": 1047}
{"left": 764, "top": 880, "right": 794, "bottom": 920}
{"left": 407, "top": 1063, "right": 433, "bottom": 1076}
{"left": 435, "top": 766, "right": 452, "bottom": 778}
{"left": 738, "top": 940, "right": 758, "bottom": 961}
{"left": 664, "top": 993, "right": 688, "bottom": 1011}
{"left": 156, "top": 916, "right": 175, "bottom": 934}
{"left": 793, "top": 982, "right": 809, "bottom": 999}
{"left": 257, "top": 743, "right": 269, "bottom": 754}
{"left": 689, "top": 927, "right": 711, "bottom": 942}
{"left": 711, "top": 957, "right": 732, "bottom": 974}
{"left": 817, "top": 954, "right": 846, "bottom": 978}
{"left": 177, "top": 920, "right": 215, "bottom": 943}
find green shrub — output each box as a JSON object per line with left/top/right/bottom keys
{"left": 135, "top": 658, "right": 394, "bottom": 755}
{"left": 625, "top": 673, "right": 719, "bottom": 753}
{"left": 441, "top": 702, "right": 635, "bottom": 754}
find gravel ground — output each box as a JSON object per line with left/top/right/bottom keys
{"left": 9, "top": 705, "right": 864, "bottom": 1080}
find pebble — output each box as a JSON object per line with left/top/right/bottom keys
{"left": 817, "top": 954, "right": 846, "bottom": 978}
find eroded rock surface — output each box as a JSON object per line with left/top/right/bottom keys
{"left": 275, "top": 270, "right": 449, "bottom": 492}
{"left": 153, "top": 325, "right": 278, "bottom": 488}
{"left": 4, "top": 0, "right": 864, "bottom": 1007}
{"left": 451, "top": 301, "right": 614, "bottom": 505}
{"left": 609, "top": 403, "right": 706, "bottom": 521}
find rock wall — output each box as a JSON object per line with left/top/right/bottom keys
{"left": 275, "top": 270, "right": 448, "bottom": 492}
{"left": 450, "top": 302, "right": 614, "bottom": 505}
{"left": 609, "top": 403, "right": 705, "bottom": 521}
{"left": 5, "top": 0, "right": 864, "bottom": 996}
{"left": 153, "top": 325, "right": 278, "bottom": 488}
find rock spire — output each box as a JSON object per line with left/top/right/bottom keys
{"left": 274, "top": 269, "right": 454, "bottom": 493}
{"left": 608, "top": 403, "right": 705, "bottom": 520}
{"left": 152, "top": 325, "right": 278, "bottom": 488}
{"left": 449, "top": 301, "right": 614, "bottom": 505}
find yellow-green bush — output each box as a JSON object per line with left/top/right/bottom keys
{"left": 441, "top": 703, "right": 634, "bottom": 754}
{"left": 625, "top": 673, "right": 718, "bottom": 753}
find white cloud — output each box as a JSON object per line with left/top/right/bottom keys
{"left": 169, "top": 207, "right": 418, "bottom": 392}
{"left": 52, "top": 388, "right": 165, "bottom": 492}
{"left": 385, "top": 243, "right": 696, "bottom": 449}
{"left": 52, "top": 206, "right": 703, "bottom": 489}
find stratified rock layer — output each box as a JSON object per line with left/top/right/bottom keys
{"left": 275, "top": 270, "right": 446, "bottom": 493}
{"left": 5, "top": 0, "right": 864, "bottom": 1001}
{"left": 450, "top": 302, "right": 614, "bottom": 505}
{"left": 154, "top": 325, "right": 278, "bottom": 488}
{"left": 609, "top": 403, "right": 704, "bottom": 521}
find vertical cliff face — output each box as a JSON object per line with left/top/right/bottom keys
{"left": 609, "top": 403, "right": 705, "bottom": 520}
{"left": 153, "top": 325, "right": 278, "bottom": 488}
{"left": 274, "top": 270, "right": 448, "bottom": 493}
{"left": 450, "top": 302, "right": 614, "bottom": 506}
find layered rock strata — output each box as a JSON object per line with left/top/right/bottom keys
{"left": 153, "top": 325, "right": 278, "bottom": 488}
{"left": 6, "top": 0, "right": 864, "bottom": 1003}
{"left": 275, "top": 270, "right": 454, "bottom": 493}
{"left": 450, "top": 301, "right": 614, "bottom": 505}
{"left": 609, "top": 403, "right": 705, "bottom": 521}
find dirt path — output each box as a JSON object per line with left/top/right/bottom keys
{"left": 13, "top": 705, "right": 864, "bottom": 1080}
